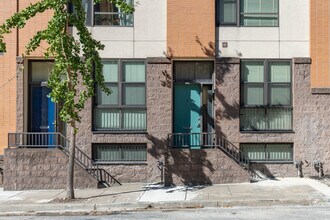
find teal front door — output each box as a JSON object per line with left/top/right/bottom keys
{"left": 30, "top": 85, "right": 56, "bottom": 147}
{"left": 174, "top": 84, "right": 201, "bottom": 149}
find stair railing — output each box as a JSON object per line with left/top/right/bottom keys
{"left": 217, "top": 135, "right": 250, "bottom": 170}
{"left": 8, "top": 132, "right": 121, "bottom": 186}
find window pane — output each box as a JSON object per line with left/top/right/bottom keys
{"left": 243, "top": 85, "right": 264, "bottom": 105}
{"left": 241, "top": 61, "right": 264, "bottom": 82}
{"left": 123, "top": 62, "right": 145, "bottom": 82}
{"left": 261, "top": 0, "right": 278, "bottom": 13}
{"left": 195, "top": 62, "right": 213, "bottom": 80}
{"left": 221, "top": 0, "right": 237, "bottom": 24}
{"left": 242, "top": 0, "right": 259, "bottom": 13}
{"left": 241, "top": 143, "right": 293, "bottom": 162}
{"left": 123, "top": 109, "right": 146, "bottom": 130}
{"left": 103, "top": 61, "right": 118, "bottom": 82}
{"left": 124, "top": 85, "right": 145, "bottom": 105}
{"left": 241, "top": 144, "right": 266, "bottom": 161}
{"left": 270, "top": 85, "right": 291, "bottom": 105}
{"left": 240, "top": 0, "right": 278, "bottom": 26}
{"left": 240, "top": 108, "right": 266, "bottom": 130}
{"left": 94, "top": 109, "right": 120, "bottom": 130}
{"left": 174, "top": 62, "right": 195, "bottom": 82}
{"left": 122, "top": 145, "right": 147, "bottom": 161}
{"left": 94, "top": 0, "right": 133, "bottom": 26}
{"left": 93, "top": 144, "right": 146, "bottom": 162}
{"left": 31, "top": 62, "right": 53, "bottom": 82}
{"left": 97, "top": 84, "right": 118, "bottom": 105}
{"left": 269, "top": 61, "right": 291, "bottom": 82}
{"left": 266, "top": 144, "right": 293, "bottom": 161}
{"left": 267, "top": 108, "right": 292, "bottom": 130}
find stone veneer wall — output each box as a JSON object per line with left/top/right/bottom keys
{"left": 3, "top": 148, "right": 98, "bottom": 190}
{"left": 215, "top": 57, "right": 330, "bottom": 178}
{"left": 165, "top": 148, "right": 250, "bottom": 185}
{"left": 74, "top": 57, "right": 173, "bottom": 184}
{"left": 74, "top": 57, "right": 251, "bottom": 185}
{"left": 0, "top": 159, "right": 3, "bottom": 186}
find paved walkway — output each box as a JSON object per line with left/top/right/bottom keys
{"left": 0, "top": 178, "right": 329, "bottom": 215}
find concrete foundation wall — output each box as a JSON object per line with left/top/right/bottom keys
{"left": 3, "top": 148, "right": 98, "bottom": 191}
{"left": 215, "top": 57, "right": 330, "bottom": 178}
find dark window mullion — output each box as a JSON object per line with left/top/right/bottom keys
{"left": 237, "top": 0, "right": 240, "bottom": 26}
{"left": 264, "top": 60, "right": 268, "bottom": 106}
{"left": 119, "top": 59, "right": 124, "bottom": 129}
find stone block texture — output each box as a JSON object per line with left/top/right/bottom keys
{"left": 73, "top": 57, "right": 250, "bottom": 186}
{"left": 3, "top": 148, "right": 98, "bottom": 190}
{"left": 215, "top": 57, "right": 330, "bottom": 178}
{"left": 73, "top": 58, "right": 173, "bottom": 184}
{"left": 165, "top": 148, "right": 250, "bottom": 186}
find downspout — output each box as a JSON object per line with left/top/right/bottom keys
{"left": 16, "top": 0, "right": 19, "bottom": 57}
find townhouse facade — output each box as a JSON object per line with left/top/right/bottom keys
{"left": 1, "top": 0, "right": 329, "bottom": 190}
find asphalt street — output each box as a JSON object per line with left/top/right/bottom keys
{"left": 0, "top": 206, "right": 330, "bottom": 220}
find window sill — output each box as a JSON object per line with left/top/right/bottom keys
{"left": 218, "top": 25, "right": 279, "bottom": 28}
{"left": 94, "top": 161, "right": 147, "bottom": 165}
{"left": 92, "top": 130, "right": 147, "bottom": 134}
{"left": 240, "top": 130, "right": 294, "bottom": 134}
{"left": 92, "top": 25, "right": 134, "bottom": 28}
{"left": 250, "top": 161, "right": 294, "bottom": 164}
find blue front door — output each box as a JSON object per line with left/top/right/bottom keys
{"left": 31, "top": 85, "right": 56, "bottom": 146}
{"left": 174, "top": 84, "right": 201, "bottom": 149}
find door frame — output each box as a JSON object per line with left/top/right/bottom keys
{"left": 27, "top": 60, "right": 58, "bottom": 133}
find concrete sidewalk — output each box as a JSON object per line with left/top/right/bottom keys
{"left": 0, "top": 178, "right": 329, "bottom": 215}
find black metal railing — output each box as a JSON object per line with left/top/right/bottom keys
{"left": 168, "top": 133, "right": 217, "bottom": 148}
{"left": 60, "top": 145, "right": 121, "bottom": 187}
{"left": 217, "top": 135, "right": 250, "bottom": 169}
{"left": 8, "top": 132, "right": 120, "bottom": 187}
{"left": 167, "top": 132, "right": 250, "bottom": 170}
{"left": 8, "top": 132, "right": 68, "bottom": 148}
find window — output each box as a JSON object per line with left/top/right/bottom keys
{"left": 240, "top": 60, "right": 292, "bottom": 131}
{"left": 94, "top": 60, "right": 146, "bottom": 132}
{"left": 219, "top": 0, "right": 279, "bottom": 27}
{"left": 93, "top": 144, "right": 147, "bottom": 163}
{"left": 69, "top": 0, "right": 133, "bottom": 26}
{"left": 240, "top": 143, "right": 293, "bottom": 162}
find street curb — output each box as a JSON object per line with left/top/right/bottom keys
{"left": 0, "top": 198, "right": 328, "bottom": 216}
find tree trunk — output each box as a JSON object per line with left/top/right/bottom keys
{"left": 66, "top": 121, "right": 76, "bottom": 200}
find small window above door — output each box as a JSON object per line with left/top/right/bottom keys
{"left": 174, "top": 61, "right": 214, "bottom": 84}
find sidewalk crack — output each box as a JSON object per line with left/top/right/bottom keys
{"left": 227, "top": 186, "right": 232, "bottom": 196}
{"left": 184, "top": 187, "right": 188, "bottom": 201}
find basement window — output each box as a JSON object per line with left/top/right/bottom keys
{"left": 240, "top": 143, "right": 293, "bottom": 163}
{"left": 92, "top": 143, "right": 147, "bottom": 164}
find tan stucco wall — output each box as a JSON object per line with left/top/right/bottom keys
{"left": 167, "top": 0, "right": 215, "bottom": 58}
{"left": 0, "top": 1, "right": 17, "bottom": 154}
{"left": 310, "top": 0, "right": 330, "bottom": 88}
{"left": 0, "top": 1, "right": 52, "bottom": 154}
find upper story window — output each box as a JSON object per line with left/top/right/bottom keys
{"left": 219, "top": 0, "right": 279, "bottom": 27}
{"left": 70, "top": 0, "right": 133, "bottom": 26}
{"left": 93, "top": 60, "right": 146, "bottom": 132}
{"left": 94, "top": 0, "right": 133, "bottom": 26}
{"left": 240, "top": 60, "right": 292, "bottom": 131}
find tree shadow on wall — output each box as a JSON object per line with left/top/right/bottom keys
{"left": 214, "top": 58, "right": 240, "bottom": 138}
{"left": 195, "top": 36, "right": 218, "bottom": 57}
{"left": 146, "top": 134, "right": 215, "bottom": 186}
